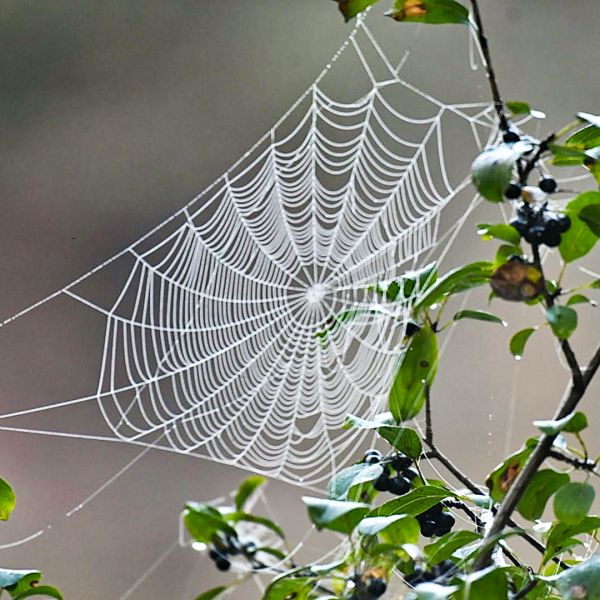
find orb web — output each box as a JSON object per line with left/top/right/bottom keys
{"left": 0, "top": 16, "right": 497, "bottom": 485}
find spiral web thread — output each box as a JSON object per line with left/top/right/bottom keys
{"left": 0, "top": 16, "right": 497, "bottom": 486}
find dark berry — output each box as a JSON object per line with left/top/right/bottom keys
{"left": 555, "top": 214, "right": 571, "bottom": 233}
{"left": 420, "top": 519, "right": 437, "bottom": 537}
{"left": 436, "top": 512, "right": 455, "bottom": 531}
{"left": 373, "top": 473, "right": 390, "bottom": 492}
{"left": 435, "top": 560, "right": 456, "bottom": 576}
{"left": 509, "top": 217, "right": 528, "bottom": 237}
{"left": 226, "top": 535, "right": 241, "bottom": 555}
{"left": 208, "top": 547, "right": 222, "bottom": 561}
{"left": 422, "top": 570, "right": 436, "bottom": 582}
{"left": 243, "top": 541, "right": 257, "bottom": 557}
{"left": 364, "top": 449, "right": 382, "bottom": 464}
{"left": 541, "top": 229, "right": 561, "bottom": 248}
{"left": 504, "top": 183, "right": 522, "bottom": 200}
{"left": 388, "top": 476, "right": 411, "bottom": 496}
{"left": 215, "top": 556, "right": 231, "bottom": 571}
{"left": 405, "top": 568, "right": 424, "bottom": 586}
{"left": 402, "top": 467, "right": 419, "bottom": 481}
{"left": 503, "top": 130, "right": 521, "bottom": 143}
{"left": 391, "top": 454, "right": 412, "bottom": 471}
{"left": 367, "top": 578, "right": 387, "bottom": 598}
{"left": 539, "top": 177, "right": 557, "bottom": 194}
{"left": 524, "top": 225, "right": 545, "bottom": 244}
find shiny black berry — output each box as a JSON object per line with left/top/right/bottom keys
{"left": 391, "top": 454, "right": 412, "bottom": 471}
{"left": 364, "top": 449, "right": 382, "bottom": 464}
{"left": 367, "top": 578, "right": 387, "bottom": 598}
{"left": 402, "top": 467, "right": 419, "bottom": 481}
{"left": 388, "top": 476, "right": 411, "bottom": 496}
{"left": 541, "top": 229, "right": 561, "bottom": 247}
{"left": 504, "top": 183, "right": 522, "bottom": 199}
{"left": 420, "top": 519, "right": 437, "bottom": 537}
{"left": 503, "top": 130, "right": 521, "bottom": 143}
{"left": 373, "top": 473, "right": 390, "bottom": 492}
{"left": 555, "top": 214, "right": 571, "bottom": 233}
{"left": 509, "top": 217, "right": 528, "bottom": 237}
{"left": 243, "top": 541, "right": 257, "bottom": 557}
{"left": 208, "top": 547, "right": 222, "bottom": 561}
{"left": 539, "top": 177, "right": 557, "bottom": 193}
{"left": 215, "top": 556, "right": 231, "bottom": 571}
{"left": 524, "top": 225, "right": 545, "bottom": 244}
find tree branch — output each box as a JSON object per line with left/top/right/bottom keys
{"left": 468, "top": 0, "right": 509, "bottom": 132}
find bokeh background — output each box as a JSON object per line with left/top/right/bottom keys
{"left": 0, "top": 1, "right": 599, "bottom": 598}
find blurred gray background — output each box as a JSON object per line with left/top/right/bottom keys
{"left": 0, "top": 1, "right": 599, "bottom": 598}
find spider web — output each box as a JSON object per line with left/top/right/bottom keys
{"left": 0, "top": 16, "right": 497, "bottom": 486}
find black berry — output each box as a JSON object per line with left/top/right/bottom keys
{"left": 215, "top": 556, "right": 231, "bottom": 571}
{"left": 243, "top": 541, "right": 257, "bottom": 557}
{"left": 420, "top": 519, "right": 437, "bottom": 537}
{"left": 509, "top": 217, "right": 528, "bottom": 237}
{"left": 405, "top": 568, "right": 424, "bottom": 586}
{"left": 402, "top": 467, "right": 419, "bottom": 480}
{"left": 388, "top": 476, "right": 411, "bottom": 496}
{"left": 539, "top": 177, "right": 557, "bottom": 193}
{"left": 208, "top": 547, "right": 222, "bottom": 561}
{"left": 541, "top": 229, "right": 561, "bottom": 248}
{"left": 367, "top": 578, "right": 387, "bottom": 598}
{"left": 504, "top": 183, "right": 522, "bottom": 200}
{"left": 363, "top": 449, "right": 382, "bottom": 464}
{"left": 503, "top": 130, "right": 521, "bottom": 143}
{"left": 524, "top": 225, "right": 545, "bottom": 244}
{"left": 391, "top": 454, "right": 412, "bottom": 471}
{"left": 373, "top": 473, "right": 390, "bottom": 492}
{"left": 555, "top": 214, "right": 571, "bottom": 233}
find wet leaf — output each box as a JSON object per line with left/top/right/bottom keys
{"left": 425, "top": 530, "right": 481, "bottom": 565}
{"left": 476, "top": 223, "right": 521, "bottom": 245}
{"left": 377, "top": 426, "right": 422, "bottom": 458}
{"left": 471, "top": 145, "right": 519, "bottom": 203}
{"left": 549, "top": 554, "right": 600, "bottom": 600}
{"left": 534, "top": 412, "right": 588, "bottom": 435}
{"left": 234, "top": 475, "right": 266, "bottom": 511}
{"left": 327, "top": 463, "right": 383, "bottom": 500}
{"left": 546, "top": 305, "right": 577, "bottom": 340}
{"left": 332, "top": 0, "right": 380, "bottom": 21}
{"left": 490, "top": 257, "right": 544, "bottom": 302}
{"left": 453, "top": 310, "right": 506, "bottom": 326}
{"left": 386, "top": 0, "right": 469, "bottom": 24}
{"left": 554, "top": 483, "right": 595, "bottom": 525}
{"left": 388, "top": 324, "right": 438, "bottom": 421}
{"left": 560, "top": 191, "right": 600, "bottom": 262}
{"left": 517, "top": 469, "right": 570, "bottom": 522}
{"left": 302, "top": 497, "right": 369, "bottom": 534}
{"left": 509, "top": 327, "right": 537, "bottom": 359}
{"left": 368, "top": 486, "right": 454, "bottom": 517}
{"left": 358, "top": 514, "right": 420, "bottom": 544}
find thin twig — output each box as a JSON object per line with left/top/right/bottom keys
{"left": 512, "top": 577, "right": 539, "bottom": 600}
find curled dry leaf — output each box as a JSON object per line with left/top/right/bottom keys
{"left": 490, "top": 256, "right": 544, "bottom": 301}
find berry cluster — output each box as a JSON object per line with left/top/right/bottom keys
{"left": 349, "top": 577, "right": 387, "bottom": 600}
{"left": 509, "top": 202, "right": 571, "bottom": 248}
{"left": 364, "top": 449, "right": 418, "bottom": 496}
{"left": 405, "top": 559, "right": 455, "bottom": 586}
{"left": 504, "top": 176, "right": 558, "bottom": 202}
{"left": 416, "top": 503, "right": 455, "bottom": 538}
{"left": 208, "top": 535, "right": 257, "bottom": 572}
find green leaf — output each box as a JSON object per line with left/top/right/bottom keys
{"left": 377, "top": 426, "right": 422, "bottom": 459}
{"left": 554, "top": 482, "right": 595, "bottom": 525}
{"left": 302, "top": 497, "right": 369, "bottom": 534}
{"left": 0, "top": 477, "right": 16, "bottom": 521}
{"left": 546, "top": 305, "right": 578, "bottom": 340}
{"left": 358, "top": 514, "right": 420, "bottom": 544}
{"left": 388, "top": 324, "right": 438, "bottom": 421}
{"left": 578, "top": 112, "right": 600, "bottom": 129}
{"left": 579, "top": 204, "right": 600, "bottom": 236}
{"left": 560, "top": 191, "right": 600, "bottom": 262}
{"left": 567, "top": 294, "right": 597, "bottom": 307}
{"left": 368, "top": 486, "right": 454, "bottom": 517}
{"left": 471, "top": 145, "right": 519, "bottom": 203}
{"left": 425, "top": 530, "right": 481, "bottom": 565}
{"left": 566, "top": 125, "right": 600, "bottom": 150}
{"left": 372, "top": 262, "right": 438, "bottom": 301}
{"left": 413, "top": 262, "right": 494, "bottom": 313}
{"left": 333, "top": 0, "right": 380, "bottom": 21}
{"left": 183, "top": 503, "right": 237, "bottom": 544}
{"left": 458, "top": 566, "right": 508, "bottom": 600}
{"left": 343, "top": 412, "right": 394, "bottom": 430}
{"left": 0, "top": 571, "right": 40, "bottom": 590}
{"left": 517, "top": 469, "right": 570, "bottom": 522}
{"left": 453, "top": 310, "right": 506, "bottom": 326}
{"left": 550, "top": 555, "right": 600, "bottom": 600}
{"left": 225, "top": 512, "right": 285, "bottom": 539}
{"left": 194, "top": 586, "right": 228, "bottom": 600}
{"left": 407, "top": 582, "right": 459, "bottom": 599}
{"left": 234, "top": 475, "right": 266, "bottom": 511}
{"left": 327, "top": 463, "right": 383, "bottom": 500}
{"left": 493, "top": 244, "right": 522, "bottom": 269}
{"left": 549, "top": 144, "right": 588, "bottom": 166}
{"left": 255, "top": 547, "right": 287, "bottom": 560}
{"left": 486, "top": 438, "right": 538, "bottom": 502}
{"left": 534, "top": 412, "right": 588, "bottom": 435}
{"left": 545, "top": 516, "right": 600, "bottom": 563}
{"left": 12, "top": 587, "right": 63, "bottom": 600}
{"left": 263, "top": 576, "right": 313, "bottom": 600}
{"left": 509, "top": 327, "right": 537, "bottom": 360}
{"left": 386, "top": 0, "right": 469, "bottom": 24}
{"left": 476, "top": 223, "right": 521, "bottom": 245}
{"left": 506, "top": 101, "right": 531, "bottom": 116}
